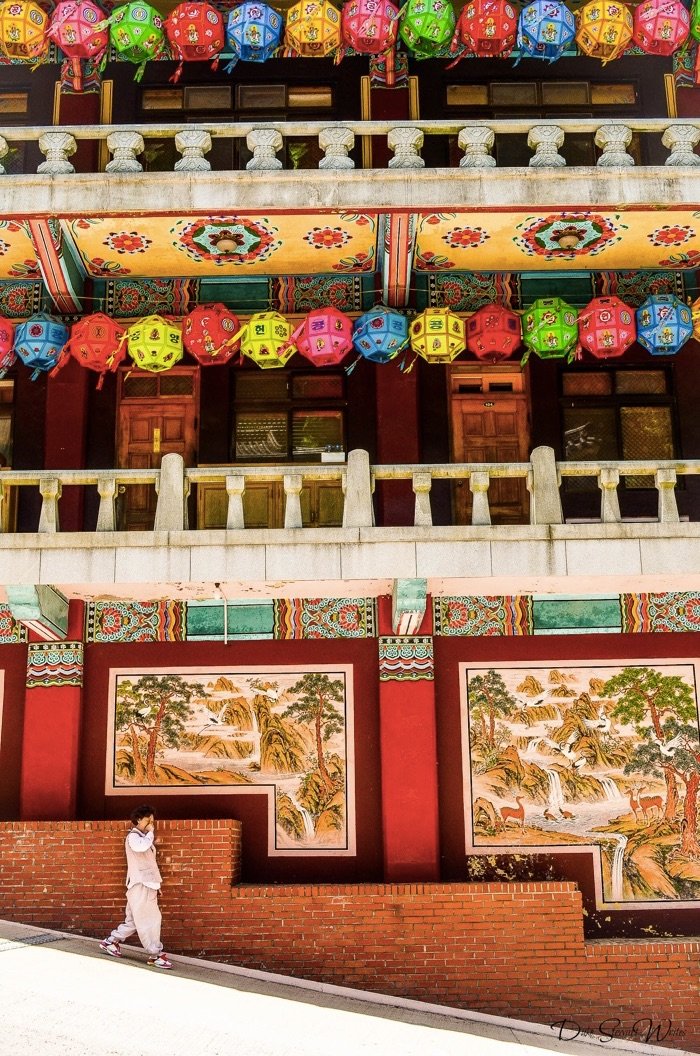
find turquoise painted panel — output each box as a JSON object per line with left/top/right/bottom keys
{"left": 186, "top": 601, "right": 274, "bottom": 640}
{"left": 532, "top": 597, "right": 621, "bottom": 633}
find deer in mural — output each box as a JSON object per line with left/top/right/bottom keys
{"left": 499, "top": 796, "right": 526, "bottom": 829}
{"left": 628, "top": 787, "right": 641, "bottom": 822}
{"left": 638, "top": 789, "right": 664, "bottom": 821}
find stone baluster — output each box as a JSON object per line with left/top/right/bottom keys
{"left": 527, "top": 125, "right": 566, "bottom": 168}
{"left": 412, "top": 472, "right": 433, "bottom": 527}
{"left": 458, "top": 126, "right": 496, "bottom": 168}
{"left": 528, "top": 447, "right": 564, "bottom": 525}
{"left": 225, "top": 474, "right": 246, "bottom": 530}
{"left": 246, "top": 129, "right": 283, "bottom": 170}
{"left": 96, "top": 476, "right": 118, "bottom": 532}
{"left": 662, "top": 124, "right": 700, "bottom": 167}
{"left": 595, "top": 124, "right": 635, "bottom": 167}
{"left": 318, "top": 127, "right": 355, "bottom": 170}
{"left": 342, "top": 449, "right": 374, "bottom": 528}
{"left": 38, "top": 477, "right": 62, "bottom": 533}
{"left": 388, "top": 127, "right": 424, "bottom": 168}
{"left": 283, "top": 474, "right": 303, "bottom": 529}
{"left": 154, "top": 453, "right": 185, "bottom": 531}
{"left": 0, "top": 480, "right": 5, "bottom": 531}
{"left": 174, "top": 129, "right": 212, "bottom": 172}
{"left": 0, "top": 135, "right": 9, "bottom": 175}
{"left": 598, "top": 467, "right": 621, "bottom": 523}
{"left": 38, "top": 132, "right": 77, "bottom": 175}
{"left": 469, "top": 471, "right": 491, "bottom": 526}
{"left": 655, "top": 467, "right": 680, "bottom": 523}
{"left": 106, "top": 131, "right": 144, "bottom": 173}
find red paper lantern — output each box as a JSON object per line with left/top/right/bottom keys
{"left": 577, "top": 296, "right": 636, "bottom": 360}
{"left": 466, "top": 304, "right": 521, "bottom": 363}
{"left": 165, "top": 1, "right": 225, "bottom": 81}
{"left": 183, "top": 303, "right": 240, "bottom": 365}
{"left": 55, "top": 312, "right": 126, "bottom": 388}
{"left": 47, "top": 2, "right": 109, "bottom": 91}
{"left": 0, "top": 316, "right": 16, "bottom": 377}
{"left": 633, "top": 0, "right": 689, "bottom": 55}
{"left": 452, "top": 0, "right": 518, "bottom": 57}
{"left": 293, "top": 307, "right": 353, "bottom": 367}
{"left": 341, "top": 0, "right": 398, "bottom": 55}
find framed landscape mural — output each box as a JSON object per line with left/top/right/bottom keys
{"left": 460, "top": 660, "right": 700, "bottom": 908}
{"left": 106, "top": 665, "right": 355, "bottom": 856}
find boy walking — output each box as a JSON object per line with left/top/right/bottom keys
{"left": 100, "top": 804, "right": 172, "bottom": 970}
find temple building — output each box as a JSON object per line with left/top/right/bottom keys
{"left": 0, "top": 0, "right": 700, "bottom": 1039}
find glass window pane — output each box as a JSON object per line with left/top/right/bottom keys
{"left": 491, "top": 82, "right": 538, "bottom": 106}
{"left": 563, "top": 407, "right": 618, "bottom": 460}
{"left": 292, "top": 374, "right": 344, "bottom": 399}
{"left": 236, "top": 84, "right": 286, "bottom": 110}
{"left": 542, "top": 82, "right": 590, "bottom": 106}
{"left": 446, "top": 85, "right": 489, "bottom": 107}
{"left": 562, "top": 373, "right": 613, "bottom": 396}
{"left": 615, "top": 370, "right": 667, "bottom": 394}
{"left": 621, "top": 405, "right": 674, "bottom": 488}
{"left": 235, "top": 413, "right": 287, "bottom": 460}
{"left": 288, "top": 86, "right": 333, "bottom": 108}
{"left": 0, "top": 414, "right": 12, "bottom": 467}
{"left": 292, "top": 411, "right": 343, "bottom": 457}
{"left": 235, "top": 373, "right": 288, "bottom": 400}
{"left": 0, "top": 92, "right": 28, "bottom": 114}
{"left": 184, "top": 86, "right": 231, "bottom": 111}
{"left": 590, "top": 83, "right": 636, "bottom": 106}
{"left": 141, "top": 89, "right": 183, "bottom": 111}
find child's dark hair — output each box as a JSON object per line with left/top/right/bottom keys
{"left": 130, "top": 804, "right": 155, "bottom": 826}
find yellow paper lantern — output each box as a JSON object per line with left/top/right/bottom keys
{"left": 126, "top": 314, "right": 183, "bottom": 373}
{"left": 285, "top": 0, "right": 341, "bottom": 56}
{"left": 409, "top": 308, "right": 466, "bottom": 364}
{"left": 575, "top": 0, "right": 633, "bottom": 62}
{"left": 691, "top": 296, "right": 700, "bottom": 341}
{"left": 0, "top": 0, "right": 49, "bottom": 61}
{"left": 236, "top": 311, "right": 295, "bottom": 369}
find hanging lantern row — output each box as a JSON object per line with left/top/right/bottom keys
{"left": 1, "top": 296, "right": 697, "bottom": 384}
{"left": 1, "top": 0, "right": 695, "bottom": 76}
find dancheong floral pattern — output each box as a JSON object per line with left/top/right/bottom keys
{"left": 513, "top": 212, "right": 627, "bottom": 260}
{"left": 442, "top": 226, "right": 489, "bottom": 249}
{"left": 102, "top": 231, "right": 153, "bottom": 255}
{"left": 304, "top": 226, "right": 352, "bottom": 249}
{"left": 647, "top": 224, "right": 695, "bottom": 247}
{"left": 171, "top": 216, "right": 282, "bottom": 266}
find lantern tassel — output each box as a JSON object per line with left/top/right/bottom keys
{"left": 96, "top": 372, "right": 105, "bottom": 392}
{"left": 169, "top": 61, "right": 185, "bottom": 84}
{"left": 345, "top": 354, "right": 362, "bottom": 375}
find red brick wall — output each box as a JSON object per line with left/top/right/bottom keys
{"left": 1, "top": 821, "right": 699, "bottom": 1051}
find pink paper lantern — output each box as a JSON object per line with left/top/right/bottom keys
{"left": 578, "top": 296, "right": 636, "bottom": 360}
{"left": 0, "top": 316, "right": 16, "bottom": 377}
{"left": 341, "top": 0, "right": 398, "bottom": 54}
{"left": 293, "top": 307, "right": 354, "bottom": 367}
{"left": 47, "top": 1, "right": 109, "bottom": 90}
{"left": 633, "top": 0, "right": 689, "bottom": 55}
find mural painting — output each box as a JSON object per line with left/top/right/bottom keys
{"left": 461, "top": 661, "right": 700, "bottom": 906}
{"left": 106, "top": 666, "right": 355, "bottom": 856}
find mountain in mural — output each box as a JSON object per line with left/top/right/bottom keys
{"left": 516, "top": 675, "right": 544, "bottom": 696}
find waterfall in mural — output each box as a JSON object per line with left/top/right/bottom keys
{"left": 611, "top": 834, "right": 628, "bottom": 901}
{"left": 546, "top": 769, "right": 566, "bottom": 813}
{"left": 600, "top": 776, "right": 622, "bottom": 800}
{"left": 288, "top": 788, "right": 315, "bottom": 840}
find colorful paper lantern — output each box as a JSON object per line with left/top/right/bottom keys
{"left": 575, "top": 0, "right": 633, "bottom": 63}
{"left": 236, "top": 311, "right": 295, "bottom": 369}
{"left": 107, "top": 2, "right": 165, "bottom": 81}
{"left": 399, "top": 0, "right": 455, "bottom": 56}
{"left": 521, "top": 298, "right": 578, "bottom": 363}
{"left": 291, "top": 307, "right": 353, "bottom": 368}
{"left": 0, "top": 316, "right": 16, "bottom": 378}
{"left": 126, "top": 315, "right": 183, "bottom": 373}
{"left": 636, "top": 295, "right": 693, "bottom": 356}
{"left": 341, "top": 0, "right": 398, "bottom": 54}
{"left": 517, "top": 0, "right": 575, "bottom": 61}
{"left": 0, "top": 0, "right": 49, "bottom": 61}
{"left": 165, "top": 1, "right": 225, "bottom": 81}
{"left": 633, "top": 0, "right": 688, "bottom": 55}
{"left": 285, "top": 0, "right": 341, "bottom": 56}
{"left": 409, "top": 308, "right": 466, "bottom": 364}
{"left": 14, "top": 315, "right": 69, "bottom": 380}
{"left": 225, "top": 2, "right": 282, "bottom": 63}
{"left": 466, "top": 305, "right": 521, "bottom": 363}
{"left": 52, "top": 312, "right": 126, "bottom": 388}
{"left": 183, "top": 303, "right": 240, "bottom": 366}
{"left": 352, "top": 307, "right": 408, "bottom": 364}
{"left": 690, "top": 0, "right": 700, "bottom": 41}
{"left": 577, "top": 297, "right": 636, "bottom": 360}
{"left": 47, "top": 1, "right": 108, "bottom": 89}
{"left": 452, "top": 0, "right": 518, "bottom": 57}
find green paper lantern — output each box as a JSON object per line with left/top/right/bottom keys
{"left": 126, "top": 314, "right": 183, "bottom": 373}
{"left": 521, "top": 297, "right": 578, "bottom": 363}
{"left": 691, "top": 0, "right": 700, "bottom": 40}
{"left": 399, "top": 0, "right": 455, "bottom": 57}
{"left": 108, "top": 2, "right": 165, "bottom": 80}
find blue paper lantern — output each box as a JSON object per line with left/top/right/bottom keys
{"left": 517, "top": 0, "right": 575, "bottom": 60}
{"left": 14, "top": 314, "right": 69, "bottom": 380}
{"left": 635, "top": 295, "right": 693, "bottom": 356}
{"left": 352, "top": 307, "right": 409, "bottom": 363}
{"left": 225, "top": 2, "right": 282, "bottom": 64}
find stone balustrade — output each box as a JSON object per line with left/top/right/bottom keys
{"left": 3, "top": 449, "right": 700, "bottom": 535}
{"left": 2, "top": 118, "right": 700, "bottom": 174}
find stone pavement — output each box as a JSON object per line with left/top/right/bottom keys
{"left": 0, "top": 920, "right": 693, "bottom": 1056}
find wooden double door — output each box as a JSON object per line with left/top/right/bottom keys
{"left": 450, "top": 368, "right": 531, "bottom": 525}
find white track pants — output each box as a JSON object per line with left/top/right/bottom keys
{"left": 108, "top": 883, "right": 163, "bottom": 956}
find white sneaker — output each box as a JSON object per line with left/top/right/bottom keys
{"left": 147, "top": 953, "right": 173, "bottom": 970}
{"left": 99, "top": 940, "right": 121, "bottom": 957}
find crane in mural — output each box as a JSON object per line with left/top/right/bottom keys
{"left": 115, "top": 674, "right": 205, "bottom": 784}
{"left": 285, "top": 673, "right": 345, "bottom": 793}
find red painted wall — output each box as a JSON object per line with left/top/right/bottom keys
{"left": 1, "top": 820, "right": 698, "bottom": 1050}
{"left": 79, "top": 637, "right": 383, "bottom": 882}
{"left": 0, "top": 647, "right": 29, "bottom": 820}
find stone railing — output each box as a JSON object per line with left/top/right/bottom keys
{"left": 3, "top": 118, "right": 700, "bottom": 173}
{"left": 2, "top": 449, "right": 700, "bottom": 534}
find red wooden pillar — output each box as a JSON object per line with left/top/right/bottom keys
{"left": 377, "top": 596, "right": 440, "bottom": 880}
{"left": 375, "top": 367, "right": 420, "bottom": 525}
{"left": 19, "top": 602, "right": 85, "bottom": 820}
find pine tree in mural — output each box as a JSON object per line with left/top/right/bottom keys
{"left": 285, "top": 673, "right": 344, "bottom": 792}
{"left": 469, "top": 669, "right": 517, "bottom": 749}
{"left": 603, "top": 667, "right": 697, "bottom": 824}
{"left": 116, "top": 674, "right": 205, "bottom": 784}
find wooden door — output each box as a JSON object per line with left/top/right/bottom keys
{"left": 116, "top": 369, "right": 199, "bottom": 530}
{"left": 450, "top": 369, "right": 530, "bottom": 525}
